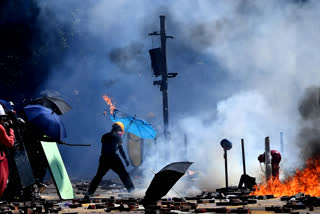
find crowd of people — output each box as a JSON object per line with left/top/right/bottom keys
{"left": 0, "top": 103, "right": 50, "bottom": 200}
{"left": 0, "top": 101, "right": 135, "bottom": 201}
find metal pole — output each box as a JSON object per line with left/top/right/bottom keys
{"left": 149, "top": 16, "right": 175, "bottom": 143}
{"left": 265, "top": 137, "right": 272, "bottom": 182}
{"left": 280, "top": 132, "right": 284, "bottom": 153}
{"left": 224, "top": 149, "right": 229, "bottom": 189}
{"left": 241, "top": 139, "right": 247, "bottom": 188}
{"left": 160, "top": 15, "right": 169, "bottom": 141}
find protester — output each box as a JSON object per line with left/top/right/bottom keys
{"left": 258, "top": 150, "right": 282, "bottom": 179}
{"left": 0, "top": 105, "right": 15, "bottom": 198}
{"left": 23, "top": 124, "right": 53, "bottom": 193}
{"left": 85, "top": 122, "right": 134, "bottom": 198}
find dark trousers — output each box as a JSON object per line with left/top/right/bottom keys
{"left": 88, "top": 154, "right": 134, "bottom": 194}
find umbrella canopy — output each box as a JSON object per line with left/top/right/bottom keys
{"left": 111, "top": 110, "right": 156, "bottom": 139}
{"left": 144, "top": 162, "right": 193, "bottom": 204}
{"left": 24, "top": 104, "right": 66, "bottom": 141}
{"left": 28, "top": 96, "right": 71, "bottom": 115}
{"left": 0, "top": 99, "right": 13, "bottom": 112}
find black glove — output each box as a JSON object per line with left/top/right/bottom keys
{"left": 125, "top": 159, "right": 129, "bottom": 167}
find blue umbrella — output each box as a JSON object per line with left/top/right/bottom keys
{"left": 110, "top": 110, "right": 156, "bottom": 139}
{"left": 24, "top": 104, "right": 66, "bottom": 141}
{"left": 0, "top": 99, "right": 13, "bottom": 112}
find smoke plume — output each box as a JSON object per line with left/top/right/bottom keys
{"left": 297, "top": 87, "right": 320, "bottom": 161}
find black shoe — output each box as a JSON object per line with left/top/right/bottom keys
{"left": 127, "top": 186, "right": 135, "bottom": 193}
{"left": 84, "top": 192, "right": 93, "bottom": 199}
{"left": 38, "top": 183, "right": 47, "bottom": 193}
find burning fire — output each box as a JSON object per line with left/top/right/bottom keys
{"left": 102, "top": 95, "right": 116, "bottom": 115}
{"left": 188, "top": 170, "right": 196, "bottom": 176}
{"left": 251, "top": 158, "right": 320, "bottom": 197}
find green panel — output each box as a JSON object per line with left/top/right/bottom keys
{"left": 40, "top": 141, "right": 74, "bottom": 200}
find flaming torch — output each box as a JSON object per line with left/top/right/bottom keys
{"left": 102, "top": 95, "right": 116, "bottom": 115}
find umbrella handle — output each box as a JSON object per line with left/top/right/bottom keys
{"left": 122, "top": 114, "right": 136, "bottom": 139}
{"left": 170, "top": 188, "right": 187, "bottom": 202}
{"left": 58, "top": 142, "right": 91, "bottom": 147}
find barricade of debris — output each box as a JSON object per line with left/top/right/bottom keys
{"left": 3, "top": 188, "right": 320, "bottom": 213}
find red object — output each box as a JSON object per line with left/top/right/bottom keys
{"left": 0, "top": 125, "right": 15, "bottom": 151}
{"left": 0, "top": 124, "right": 15, "bottom": 198}
{"left": 258, "top": 150, "right": 282, "bottom": 178}
{"left": 0, "top": 157, "right": 9, "bottom": 198}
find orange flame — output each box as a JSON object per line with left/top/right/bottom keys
{"left": 251, "top": 158, "right": 320, "bottom": 197}
{"left": 188, "top": 170, "right": 196, "bottom": 176}
{"left": 102, "top": 95, "right": 116, "bottom": 115}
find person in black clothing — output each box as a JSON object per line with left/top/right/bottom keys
{"left": 85, "top": 122, "right": 134, "bottom": 197}
{"left": 23, "top": 124, "right": 49, "bottom": 192}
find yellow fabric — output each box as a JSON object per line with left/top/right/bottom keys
{"left": 113, "top": 121, "right": 124, "bottom": 134}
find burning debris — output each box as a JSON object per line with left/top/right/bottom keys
{"left": 246, "top": 87, "right": 320, "bottom": 198}
{"left": 251, "top": 157, "right": 320, "bottom": 197}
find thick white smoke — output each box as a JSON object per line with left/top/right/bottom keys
{"left": 139, "top": 91, "right": 296, "bottom": 195}
{"left": 140, "top": 0, "right": 320, "bottom": 193}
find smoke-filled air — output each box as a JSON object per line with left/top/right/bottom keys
{"left": 2, "top": 0, "right": 320, "bottom": 200}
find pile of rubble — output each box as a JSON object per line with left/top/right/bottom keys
{"left": 0, "top": 197, "right": 142, "bottom": 214}
{"left": 0, "top": 200, "right": 62, "bottom": 213}
{"left": 3, "top": 186, "right": 320, "bottom": 213}
{"left": 265, "top": 193, "right": 320, "bottom": 213}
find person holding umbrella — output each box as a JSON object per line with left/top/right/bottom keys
{"left": 85, "top": 122, "right": 134, "bottom": 198}
{"left": 0, "top": 104, "right": 15, "bottom": 198}
{"left": 23, "top": 104, "right": 68, "bottom": 194}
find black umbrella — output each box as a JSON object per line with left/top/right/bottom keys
{"left": 29, "top": 96, "right": 72, "bottom": 115}
{"left": 143, "top": 162, "right": 193, "bottom": 204}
